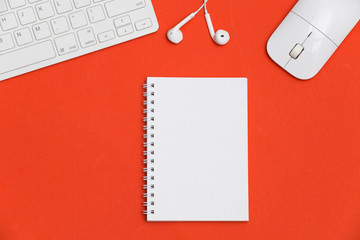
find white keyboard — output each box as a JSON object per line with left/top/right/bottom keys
{"left": 0, "top": 0, "right": 158, "bottom": 81}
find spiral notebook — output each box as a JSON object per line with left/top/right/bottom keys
{"left": 143, "top": 77, "right": 248, "bottom": 221}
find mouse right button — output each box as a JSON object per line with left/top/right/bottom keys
{"left": 292, "top": 0, "right": 360, "bottom": 45}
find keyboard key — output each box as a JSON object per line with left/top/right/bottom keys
{"left": 114, "top": 15, "right": 130, "bottom": 27}
{"left": 97, "top": 30, "right": 114, "bottom": 42}
{"left": 17, "top": 7, "right": 36, "bottom": 25}
{"left": 0, "top": 13, "right": 18, "bottom": 31}
{"left": 54, "top": 33, "right": 78, "bottom": 55}
{"left": 105, "top": 0, "right": 145, "bottom": 18}
{"left": 36, "top": 1, "right": 55, "bottom": 20}
{"left": 116, "top": 24, "right": 133, "bottom": 37}
{"left": 51, "top": 16, "right": 69, "bottom": 34}
{"left": 0, "top": 41, "right": 56, "bottom": 74}
{"left": 87, "top": 5, "right": 105, "bottom": 23}
{"left": 54, "top": 0, "right": 72, "bottom": 14}
{"left": 14, "top": 27, "right": 33, "bottom": 45}
{"left": 0, "top": 0, "right": 8, "bottom": 13}
{"left": 69, "top": 10, "right": 87, "bottom": 29}
{"left": 33, "top": 22, "right": 51, "bottom": 40}
{"left": 135, "top": 18, "right": 152, "bottom": 31}
{"left": 8, "top": 0, "right": 25, "bottom": 9}
{"left": 73, "top": 0, "right": 90, "bottom": 8}
{"left": 77, "top": 27, "right": 96, "bottom": 48}
{"left": 0, "top": 33, "right": 15, "bottom": 51}
{"left": 0, "top": 0, "right": 159, "bottom": 81}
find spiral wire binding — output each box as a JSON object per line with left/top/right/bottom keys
{"left": 143, "top": 83, "right": 155, "bottom": 215}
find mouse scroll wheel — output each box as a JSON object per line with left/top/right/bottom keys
{"left": 289, "top": 43, "right": 304, "bottom": 59}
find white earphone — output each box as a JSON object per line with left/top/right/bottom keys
{"left": 167, "top": 12, "right": 197, "bottom": 44}
{"left": 167, "top": 0, "right": 230, "bottom": 45}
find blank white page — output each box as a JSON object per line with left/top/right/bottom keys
{"left": 145, "top": 77, "right": 248, "bottom": 221}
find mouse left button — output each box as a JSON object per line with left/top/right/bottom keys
{"left": 285, "top": 28, "right": 337, "bottom": 80}
{"left": 267, "top": 12, "right": 312, "bottom": 67}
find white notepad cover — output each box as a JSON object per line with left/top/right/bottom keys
{"left": 144, "top": 77, "right": 248, "bottom": 221}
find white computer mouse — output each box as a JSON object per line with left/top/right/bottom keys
{"left": 267, "top": 0, "right": 360, "bottom": 80}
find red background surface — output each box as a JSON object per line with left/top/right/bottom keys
{"left": 1, "top": 0, "right": 360, "bottom": 239}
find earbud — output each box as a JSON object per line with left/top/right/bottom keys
{"left": 167, "top": 0, "right": 230, "bottom": 46}
{"left": 204, "top": 12, "right": 230, "bottom": 46}
{"left": 167, "top": 12, "right": 196, "bottom": 44}
{"left": 167, "top": 28, "right": 183, "bottom": 44}
{"left": 214, "top": 30, "right": 230, "bottom": 45}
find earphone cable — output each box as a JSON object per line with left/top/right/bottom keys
{"left": 194, "top": 0, "right": 209, "bottom": 15}
{"left": 203, "top": 0, "right": 208, "bottom": 14}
